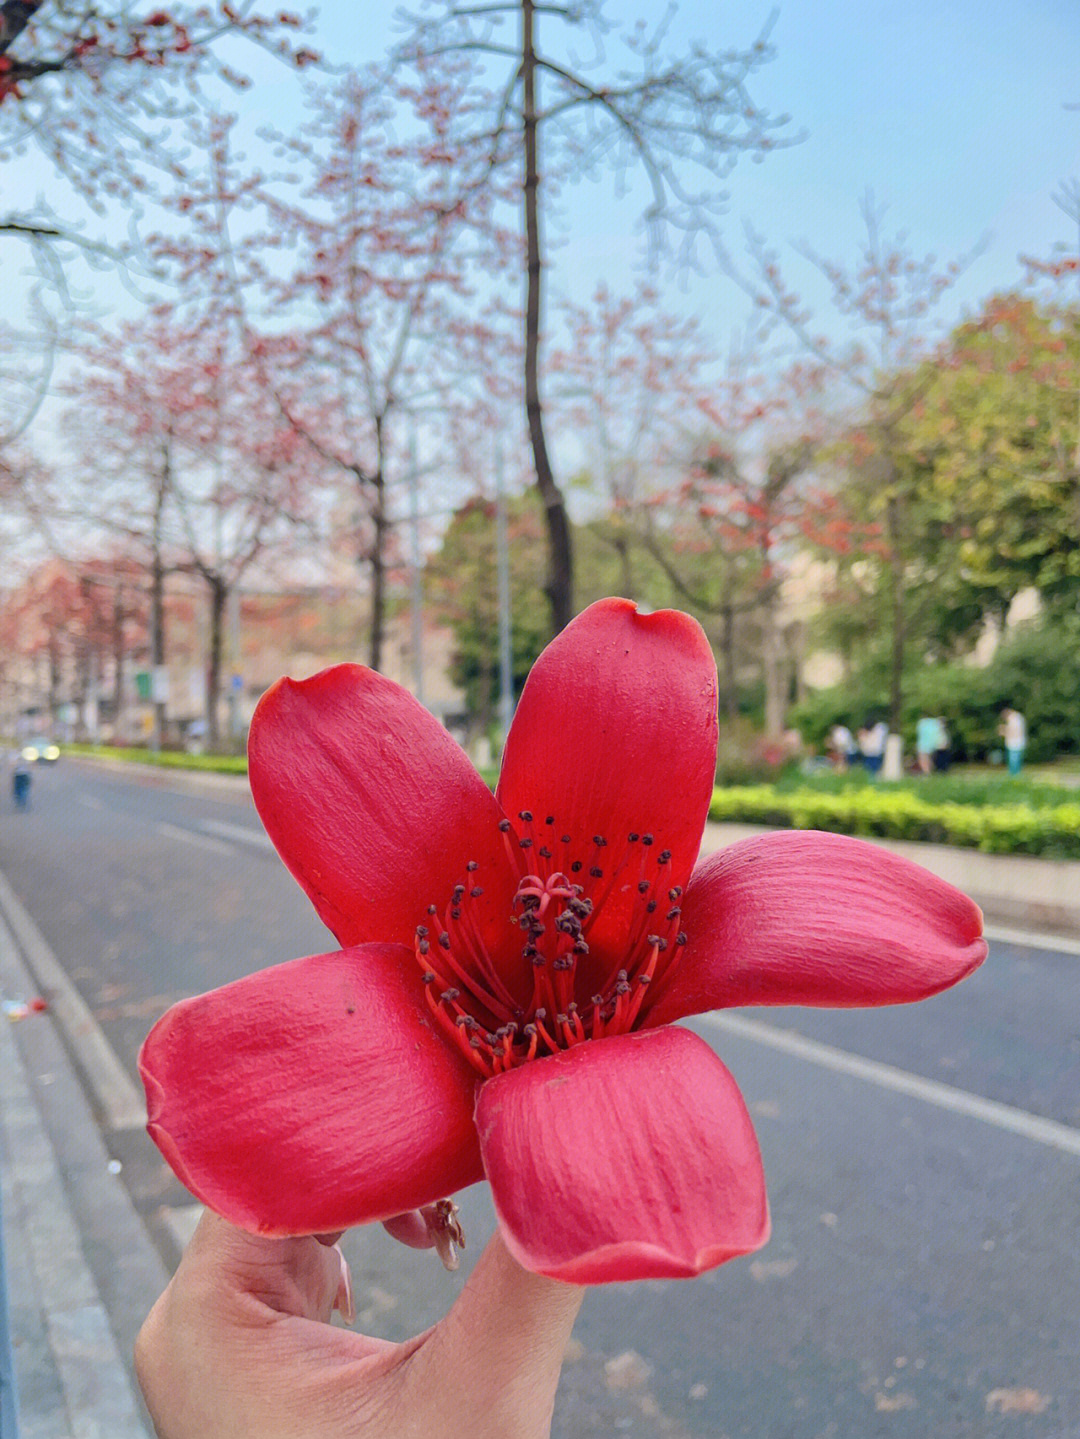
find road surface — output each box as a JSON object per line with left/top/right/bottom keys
{"left": 1, "top": 758, "right": 1076, "bottom": 1437}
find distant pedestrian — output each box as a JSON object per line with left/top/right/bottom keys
{"left": 858, "top": 719, "right": 888, "bottom": 777}
{"left": 9, "top": 750, "right": 31, "bottom": 810}
{"left": 999, "top": 706, "right": 1027, "bottom": 776}
{"left": 915, "top": 714, "right": 942, "bottom": 776}
{"left": 828, "top": 722, "right": 856, "bottom": 771}
{"left": 933, "top": 717, "right": 951, "bottom": 773}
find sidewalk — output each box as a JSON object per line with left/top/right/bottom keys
{"left": 0, "top": 892, "right": 164, "bottom": 1437}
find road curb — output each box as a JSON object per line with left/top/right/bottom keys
{"left": 0, "top": 882, "right": 162, "bottom": 1438}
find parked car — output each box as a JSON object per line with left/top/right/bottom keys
{"left": 21, "top": 735, "right": 60, "bottom": 763}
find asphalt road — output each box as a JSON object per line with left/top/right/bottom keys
{"left": 1, "top": 758, "right": 1077, "bottom": 1438}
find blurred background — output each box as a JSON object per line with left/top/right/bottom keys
{"left": 1, "top": 2, "right": 1079, "bottom": 1437}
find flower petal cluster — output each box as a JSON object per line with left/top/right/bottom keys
{"left": 139, "top": 599, "right": 986, "bottom": 1284}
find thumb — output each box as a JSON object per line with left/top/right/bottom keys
{"left": 406, "top": 1228, "right": 584, "bottom": 1439}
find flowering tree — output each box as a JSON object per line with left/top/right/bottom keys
{"left": 547, "top": 281, "right": 716, "bottom": 599}
{"left": 61, "top": 314, "right": 314, "bottom": 746}
{"left": 729, "top": 195, "right": 978, "bottom": 725}
{"left": 394, "top": 0, "right": 792, "bottom": 634}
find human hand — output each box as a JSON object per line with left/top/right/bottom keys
{"left": 135, "top": 1211, "right": 584, "bottom": 1439}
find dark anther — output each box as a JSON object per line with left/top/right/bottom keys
{"left": 556, "top": 1013, "right": 568, "bottom": 1026}
{"left": 571, "top": 860, "right": 583, "bottom": 873}
{"left": 562, "top": 834, "right": 571, "bottom": 844}
{"left": 590, "top": 866, "right": 603, "bottom": 878}
{"left": 646, "top": 900, "right": 657, "bottom": 913}
{"left": 628, "top": 831, "right": 640, "bottom": 842}
{"left": 553, "top": 956, "right": 573, "bottom": 971}
{"left": 466, "top": 860, "right": 478, "bottom": 872}
{"left": 519, "top": 810, "right": 534, "bottom": 823}
{"left": 593, "top": 834, "right": 607, "bottom": 847}
{"left": 519, "top": 837, "right": 534, "bottom": 849}
{"left": 523, "top": 1023, "right": 537, "bottom": 1037}
{"left": 456, "top": 1015, "right": 469, "bottom": 1027}
{"left": 676, "top": 931, "right": 688, "bottom": 946}
{"left": 637, "top": 880, "right": 650, "bottom": 894}
{"left": 667, "top": 907, "right": 681, "bottom": 921}
{"left": 499, "top": 818, "right": 512, "bottom": 832}
{"left": 643, "top": 833, "right": 654, "bottom": 845}
{"left": 418, "top": 939, "right": 430, "bottom": 955}
{"left": 615, "top": 980, "right": 631, "bottom": 996}
{"left": 659, "top": 849, "right": 671, "bottom": 864}
{"left": 450, "top": 908, "right": 461, "bottom": 921}
{"left": 441, "top": 988, "right": 460, "bottom": 1002}
{"left": 573, "top": 938, "right": 589, "bottom": 955}
{"left": 647, "top": 934, "right": 660, "bottom": 946}
{"left": 416, "top": 924, "right": 429, "bottom": 937}
{"left": 658, "top": 938, "right": 668, "bottom": 951}
{"left": 535, "top": 1007, "right": 547, "bottom": 1021}
{"left": 539, "top": 846, "right": 552, "bottom": 859}
{"left": 422, "top": 972, "right": 435, "bottom": 984}
{"left": 427, "top": 904, "right": 438, "bottom": 915}
{"left": 546, "top": 815, "right": 555, "bottom": 826}
{"left": 592, "top": 993, "right": 604, "bottom": 1006}
{"left": 470, "top": 1037, "right": 482, "bottom": 1050}
{"left": 669, "top": 886, "right": 683, "bottom": 901}
{"left": 438, "top": 932, "right": 451, "bottom": 949}
{"left": 471, "top": 887, "right": 484, "bottom": 897}
{"left": 452, "top": 884, "right": 465, "bottom": 899}
{"left": 639, "top": 973, "right": 652, "bottom": 985}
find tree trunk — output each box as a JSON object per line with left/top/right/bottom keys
{"left": 522, "top": 0, "right": 573, "bottom": 634}
{"left": 368, "top": 417, "right": 388, "bottom": 671}
{"left": 760, "top": 593, "right": 786, "bottom": 741}
{"left": 205, "top": 573, "right": 227, "bottom": 750}
{"left": 150, "top": 549, "right": 166, "bottom": 750}
{"left": 112, "top": 584, "right": 125, "bottom": 732}
{"left": 719, "top": 603, "right": 738, "bottom": 722}
{"left": 885, "top": 492, "right": 906, "bottom": 731}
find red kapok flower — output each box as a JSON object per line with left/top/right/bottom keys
{"left": 139, "top": 599, "right": 986, "bottom": 1284}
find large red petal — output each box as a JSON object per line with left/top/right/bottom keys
{"left": 248, "top": 665, "right": 518, "bottom": 952}
{"left": 645, "top": 831, "right": 987, "bottom": 1026}
{"left": 475, "top": 1027, "right": 768, "bottom": 1283}
{"left": 139, "top": 944, "right": 483, "bottom": 1235}
{"left": 496, "top": 599, "right": 718, "bottom": 977}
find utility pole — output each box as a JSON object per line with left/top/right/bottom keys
{"left": 408, "top": 417, "right": 425, "bottom": 707}
{"left": 495, "top": 437, "right": 513, "bottom": 741}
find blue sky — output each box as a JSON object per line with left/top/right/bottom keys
{"left": 215, "top": 0, "right": 1080, "bottom": 358}
{"left": 4, "top": 0, "right": 1079, "bottom": 455}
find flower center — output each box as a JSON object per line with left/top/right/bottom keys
{"left": 413, "top": 812, "right": 687, "bottom": 1078}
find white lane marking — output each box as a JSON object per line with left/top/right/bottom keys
{"left": 154, "top": 821, "right": 234, "bottom": 856}
{"left": 200, "top": 818, "right": 274, "bottom": 851}
{"left": 77, "top": 792, "right": 104, "bottom": 810}
{"left": 700, "top": 1012, "right": 1080, "bottom": 1159}
{"left": 984, "top": 924, "right": 1080, "bottom": 958}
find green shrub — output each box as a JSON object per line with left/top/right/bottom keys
{"left": 709, "top": 782, "right": 1080, "bottom": 858}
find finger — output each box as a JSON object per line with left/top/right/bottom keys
{"left": 186, "top": 1211, "right": 345, "bottom": 1324}
{"left": 416, "top": 1229, "right": 584, "bottom": 1436}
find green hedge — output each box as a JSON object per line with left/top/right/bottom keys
{"left": 709, "top": 784, "right": 1080, "bottom": 858}
{"left": 63, "top": 744, "right": 248, "bottom": 774}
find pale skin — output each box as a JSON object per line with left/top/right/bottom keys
{"left": 135, "top": 1211, "right": 585, "bottom": 1439}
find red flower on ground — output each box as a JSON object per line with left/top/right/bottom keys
{"left": 139, "top": 599, "right": 986, "bottom": 1284}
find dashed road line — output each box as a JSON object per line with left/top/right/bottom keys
{"left": 200, "top": 818, "right": 274, "bottom": 851}
{"left": 154, "top": 822, "right": 234, "bottom": 856}
{"left": 702, "top": 1011, "right": 1080, "bottom": 1158}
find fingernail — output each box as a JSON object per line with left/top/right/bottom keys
{"left": 334, "top": 1245, "right": 356, "bottom": 1325}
